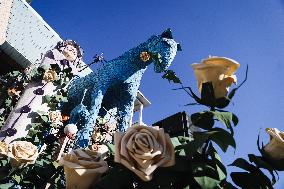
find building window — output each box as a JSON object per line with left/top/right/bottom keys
{"left": 0, "top": 50, "right": 22, "bottom": 75}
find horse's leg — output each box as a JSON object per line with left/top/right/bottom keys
{"left": 74, "top": 86, "right": 107, "bottom": 148}
{"left": 117, "top": 84, "right": 139, "bottom": 132}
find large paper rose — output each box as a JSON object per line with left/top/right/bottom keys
{"left": 8, "top": 141, "right": 38, "bottom": 168}
{"left": 191, "top": 56, "right": 240, "bottom": 98}
{"left": 114, "top": 125, "right": 175, "bottom": 181}
{"left": 264, "top": 128, "right": 284, "bottom": 160}
{"left": 43, "top": 70, "right": 57, "bottom": 82}
{"left": 59, "top": 149, "right": 108, "bottom": 189}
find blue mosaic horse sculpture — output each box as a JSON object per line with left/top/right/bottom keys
{"left": 67, "top": 29, "right": 181, "bottom": 148}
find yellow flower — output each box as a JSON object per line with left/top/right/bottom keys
{"left": 0, "top": 142, "right": 8, "bottom": 156}
{"left": 191, "top": 56, "right": 240, "bottom": 98}
{"left": 140, "top": 52, "right": 151, "bottom": 62}
{"left": 59, "top": 149, "right": 108, "bottom": 189}
{"left": 43, "top": 70, "right": 57, "bottom": 82}
{"left": 264, "top": 128, "right": 284, "bottom": 160}
{"left": 8, "top": 141, "right": 38, "bottom": 168}
{"left": 114, "top": 125, "right": 175, "bottom": 181}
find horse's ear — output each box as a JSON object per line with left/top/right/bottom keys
{"left": 177, "top": 43, "right": 182, "bottom": 51}
{"left": 161, "top": 28, "right": 173, "bottom": 39}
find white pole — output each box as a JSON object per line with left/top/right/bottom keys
{"left": 138, "top": 104, "right": 143, "bottom": 126}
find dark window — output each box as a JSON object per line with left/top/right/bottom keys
{"left": 153, "top": 111, "right": 191, "bottom": 137}
{"left": 0, "top": 50, "right": 22, "bottom": 75}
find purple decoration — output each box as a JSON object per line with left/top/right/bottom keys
{"left": 6, "top": 128, "right": 17, "bottom": 137}
{"left": 34, "top": 88, "right": 44, "bottom": 95}
{"left": 21, "top": 105, "right": 31, "bottom": 113}
{"left": 60, "top": 59, "right": 70, "bottom": 67}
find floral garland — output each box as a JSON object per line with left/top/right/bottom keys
{"left": 0, "top": 71, "right": 30, "bottom": 128}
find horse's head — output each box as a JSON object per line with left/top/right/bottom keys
{"left": 146, "top": 29, "right": 181, "bottom": 73}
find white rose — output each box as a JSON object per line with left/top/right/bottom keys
{"left": 64, "top": 124, "right": 78, "bottom": 139}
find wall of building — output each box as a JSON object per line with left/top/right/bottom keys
{"left": 0, "top": 0, "right": 92, "bottom": 77}
{"left": 0, "top": 0, "right": 61, "bottom": 68}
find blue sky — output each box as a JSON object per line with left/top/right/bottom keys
{"left": 32, "top": 0, "right": 284, "bottom": 188}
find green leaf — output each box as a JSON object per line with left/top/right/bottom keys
{"left": 52, "top": 161, "right": 60, "bottom": 169}
{"left": 231, "top": 171, "right": 273, "bottom": 189}
{"left": 192, "top": 162, "right": 223, "bottom": 189}
{"left": 13, "top": 175, "right": 22, "bottom": 184}
{"left": 211, "top": 111, "right": 238, "bottom": 135}
{"left": 231, "top": 172, "right": 255, "bottom": 188}
{"left": 171, "top": 137, "right": 182, "bottom": 148}
{"left": 162, "top": 70, "right": 182, "bottom": 84}
{"left": 248, "top": 154, "right": 277, "bottom": 184}
{"left": 40, "top": 115, "right": 49, "bottom": 123}
{"left": 105, "top": 143, "right": 115, "bottom": 156}
{"left": 194, "top": 128, "right": 236, "bottom": 152}
{"left": 5, "top": 98, "right": 12, "bottom": 107}
{"left": 191, "top": 111, "right": 214, "bottom": 130}
{"left": 220, "top": 181, "right": 238, "bottom": 189}
{"left": 229, "top": 158, "right": 256, "bottom": 172}
{"left": 138, "top": 167, "right": 186, "bottom": 189}
{"left": 0, "top": 183, "right": 14, "bottom": 189}
{"left": 208, "top": 144, "right": 227, "bottom": 181}
{"left": 194, "top": 176, "right": 220, "bottom": 189}
{"left": 40, "top": 64, "right": 51, "bottom": 71}
{"left": 168, "top": 156, "right": 190, "bottom": 172}
{"left": 42, "top": 95, "right": 52, "bottom": 104}
{"left": 209, "top": 128, "right": 236, "bottom": 152}
{"left": 94, "top": 165, "right": 134, "bottom": 189}
{"left": 175, "top": 132, "right": 208, "bottom": 156}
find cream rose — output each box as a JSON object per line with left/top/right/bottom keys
{"left": 0, "top": 141, "right": 8, "bottom": 156}
{"left": 49, "top": 111, "right": 62, "bottom": 124}
{"left": 64, "top": 124, "right": 78, "bottom": 139}
{"left": 89, "top": 144, "right": 109, "bottom": 159}
{"left": 114, "top": 125, "right": 175, "bottom": 181}
{"left": 8, "top": 141, "right": 38, "bottom": 168}
{"left": 191, "top": 56, "right": 240, "bottom": 98}
{"left": 7, "top": 87, "right": 21, "bottom": 97}
{"left": 43, "top": 70, "right": 57, "bottom": 82}
{"left": 264, "top": 128, "right": 284, "bottom": 160}
{"left": 59, "top": 149, "right": 108, "bottom": 189}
